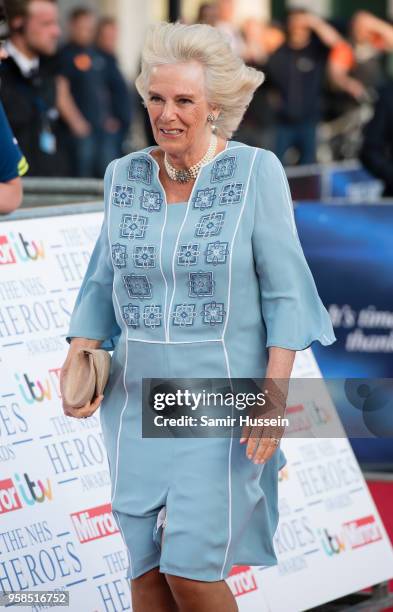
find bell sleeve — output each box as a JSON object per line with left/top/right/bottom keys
{"left": 66, "top": 160, "right": 121, "bottom": 350}
{"left": 252, "top": 150, "right": 336, "bottom": 351}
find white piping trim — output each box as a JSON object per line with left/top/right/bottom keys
{"left": 163, "top": 140, "right": 233, "bottom": 341}
{"left": 167, "top": 178, "right": 197, "bottom": 340}
{"left": 106, "top": 160, "right": 131, "bottom": 516}
{"left": 222, "top": 147, "right": 258, "bottom": 339}
{"left": 220, "top": 337, "right": 233, "bottom": 579}
{"left": 156, "top": 173, "right": 169, "bottom": 341}
{"left": 125, "top": 338, "right": 223, "bottom": 344}
{"left": 218, "top": 148, "right": 257, "bottom": 579}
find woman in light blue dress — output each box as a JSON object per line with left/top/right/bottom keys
{"left": 61, "top": 22, "right": 335, "bottom": 612}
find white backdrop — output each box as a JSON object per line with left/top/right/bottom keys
{"left": 0, "top": 210, "right": 392, "bottom": 611}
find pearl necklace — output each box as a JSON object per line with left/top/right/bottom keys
{"left": 164, "top": 133, "right": 218, "bottom": 183}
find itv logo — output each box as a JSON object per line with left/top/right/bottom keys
{"left": 14, "top": 368, "right": 61, "bottom": 404}
{"left": 0, "top": 473, "right": 53, "bottom": 514}
{"left": 0, "top": 232, "right": 45, "bottom": 266}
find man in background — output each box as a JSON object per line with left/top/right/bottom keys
{"left": 0, "top": 0, "right": 68, "bottom": 176}
{"left": 0, "top": 0, "right": 28, "bottom": 213}
{"left": 360, "top": 80, "right": 393, "bottom": 197}
{"left": 57, "top": 8, "right": 123, "bottom": 177}
{"left": 95, "top": 16, "right": 132, "bottom": 159}
{"left": 265, "top": 9, "right": 354, "bottom": 165}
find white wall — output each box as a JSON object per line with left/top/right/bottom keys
{"left": 182, "top": 0, "right": 270, "bottom": 26}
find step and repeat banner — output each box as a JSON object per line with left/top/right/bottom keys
{"left": 296, "top": 204, "right": 393, "bottom": 467}
{"left": 1, "top": 208, "right": 392, "bottom": 612}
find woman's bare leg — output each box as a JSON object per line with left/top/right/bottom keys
{"left": 131, "top": 567, "right": 178, "bottom": 612}
{"left": 165, "top": 574, "right": 238, "bottom": 612}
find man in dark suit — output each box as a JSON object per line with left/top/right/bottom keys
{"left": 0, "top": 0, "right": 68, "bottom": 176}
{"left": 360, "top": 80, "right": 393, "bottom": 196}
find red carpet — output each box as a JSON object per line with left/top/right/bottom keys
{"left": 365, "top": 476, "right": 393, "bottom": 605}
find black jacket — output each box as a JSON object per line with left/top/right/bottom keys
{"left": 0, "top": 55, "right": 69, "bottom": 176}
{"left": 360, "top": 81, "right": 393, "bottom": 196}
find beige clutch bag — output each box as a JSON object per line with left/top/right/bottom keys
{"left": 62, "top": 348, "right": 111, "bottom": 409}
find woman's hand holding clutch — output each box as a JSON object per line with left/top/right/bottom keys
{"left": 60, "top": 338, "right": 108, "bottom": 419}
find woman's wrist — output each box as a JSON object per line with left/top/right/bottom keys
{"left": 70, "top": 336, "right": 103, "bottom": 348}
{"left": 69, "top": 337, "right": 102, "bottom": 351}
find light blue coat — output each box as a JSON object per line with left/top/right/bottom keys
{"left": 67, "top": 142, "right": 336, "bottom": 581}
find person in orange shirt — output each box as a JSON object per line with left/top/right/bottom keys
{"left": 57, "top": 8, "right": 123, "bottom": 177}
{"left": 328, "top": 11, "right": 393, "bottom": 100}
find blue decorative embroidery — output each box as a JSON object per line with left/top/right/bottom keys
{"left": 177, "top": 243, "right": 200, "bottom": 266}
{"left": 195, "top": 212, "right": 225, "bottom": 238}
{"left": 128, "top": 157, "right": 152, "bottom": 184}
{"left": 211, "top": 156, "right": 236, "bottom": 183}
{"left": 192, "top": 188, "right": 216, "bottom": 210}
{"left": 172, "top": 304, "right": 197, "bottom": 327}
{"left": 188, "top": 271, "right": 215, "bottom": 298}
{"left": 112, "top": 184, "right": 134, "bottom": 207}
{"left": 122, "top": 304, "right": 140, "bottom": 328}
{"left": 112, "top": 243, "right": 128, "bottom": 268}
{"left": 123, "top": 274, "right": 152, "bottom": 299}
{"left": 201, "top": 301, "right": 226, "bottom": 325}
{"left": 140, "top": 189, "right": 163, "bottom": 212}
{"left": 119, "top": 214, "right": 148, "bottom": 239}
{"left": 143, "top": 305, "right": 163, "bottom": 328}
{"left": 205, "top": 241, "right": 229, "bottom": 265}
{"left": 219, "top": 182, "right": 243, "bottom": 205}
{"left": 133, "top": 245, "right": 156, "bottom": 268}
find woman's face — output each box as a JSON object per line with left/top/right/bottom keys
{"left": 146, "top": 61, "right": 216, "bottom": 158}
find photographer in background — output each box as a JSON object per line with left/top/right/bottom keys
{"left": 0, "top": 0, "right": 68, "bottom": 176}
{"left": 0, "top": 0, "right": 28, "bottom": 214}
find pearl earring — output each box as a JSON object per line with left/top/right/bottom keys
{"left": 207, "top": 113, "right": 217, "bottom": 133}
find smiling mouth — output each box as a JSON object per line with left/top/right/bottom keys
{"left": 159, "top": 128, "right": 184, "bottom": 135}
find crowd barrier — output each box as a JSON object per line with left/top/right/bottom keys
{"left": 285, "top": 160, "right": 386, "bottom": 202}
{"left": 20, "top": 159, "right": 391, "bottom": 207}
{"left": 1, "top": 196, "right": 392, "bottom": 611}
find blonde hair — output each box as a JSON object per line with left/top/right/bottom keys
{"left": 135, "top": 21, "right": 264, "bottom": 140}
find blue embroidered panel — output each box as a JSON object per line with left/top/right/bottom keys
{"left": 188, "top": 271, "right": 215, "bottom": 298}
{"left": 201, "top": 301, "right": 226, "bottom": 325}
{"left": 122, "top": 304, "right": 140, "bottom": 328}
{"left": 192, "top": 188, "right": 216, "bottom": 210}
{"left": 133, "top": 245, "right": 156, "bottom": 268}
{"left": 128, "top": 157, "right": 152, "bottom": 184}
{"left": 119, "top": 214, "right": 148, "bottom": 239}
{"left": 109, "top": 144, "right": 256, "bottom": 342}
{"left": 113, "top": 185, "right": 134, "bottom": 207}
{"left": 205, "top": 241, "right": 229, "bottom": 266}
{"left": 195, "top": 212, "right": 225, "bottom": 238}
{"left": 143, "top": 305, "right": 162, "bottom": 328}
{"left": 177, "top": 243, "right": 200, "bottom": 266}
{"left": 123, "top": 274, "right": 152, "bottom": 299}
{"left": 140, "top": 189, "right": 163, "bottom": 212}
{"left": 219, "top": 182, "right": 244, "bottom": 205}
{"left": 211, "top": 156, "right": 236, "bottom": 183}
{"left": 112, "top": 243, "right": 128, "bottom": 268}
{"left": 172, "top": 304, "right": 197, "bottom": 326}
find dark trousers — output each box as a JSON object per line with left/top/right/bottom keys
{"left": 72, "top": 130, "right": 123, "bottom": 178}
{"left": 276, "top": 121, "right": 317, "bottom": 166}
